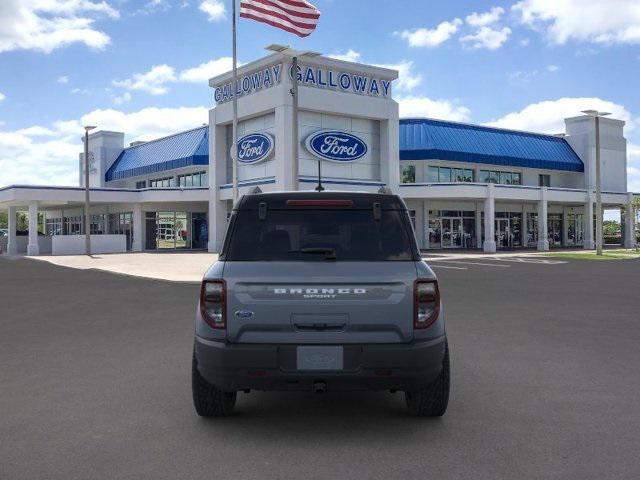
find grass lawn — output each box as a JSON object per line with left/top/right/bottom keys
{"left": 545, "top": 249, "right": 640, "bottom": 260}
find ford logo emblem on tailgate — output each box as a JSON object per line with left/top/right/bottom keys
{"left": 305, "top": 130, "right": 367, "bottom": 163}
{"left": 235, "top": 310, "right": 254, "bottom": 319}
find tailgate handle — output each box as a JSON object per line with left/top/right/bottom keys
{"left": 294, "top": 323, "right": 346, "bottom": 332}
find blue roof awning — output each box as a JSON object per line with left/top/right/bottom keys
{"left": 105, "top": 126, "right": 209, "bottom": 181}
{"left": 399, "top": 118, "right": 584, "bottom": 172}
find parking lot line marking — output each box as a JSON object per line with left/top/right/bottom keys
{"left": 492, "top": 257, "right": 568, "bottom": 265}
{"left": 429, "top": 264, "right": 468, "bottom": 270}
{"left": 433, "top": 261, "right": 511, "bottom": 268}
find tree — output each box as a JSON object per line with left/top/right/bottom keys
{"left": 0, "top": 211, "right": 6, "bottom": 230}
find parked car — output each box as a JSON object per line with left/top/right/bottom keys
{"left": 0, "top": 229, "right": 7, "bottom": 237}
{"left": 192, "top": 191, "right": 450, "bottom": 417}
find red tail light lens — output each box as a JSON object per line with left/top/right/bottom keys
{"left": 200, "top": 280, "right": 226, "bottom": 329}
{"left": 414, "top": 279, "right": 440, "bottom": 329}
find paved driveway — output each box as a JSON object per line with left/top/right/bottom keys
{"left": 1, "top": 256, "right": 639, "bottom": 479}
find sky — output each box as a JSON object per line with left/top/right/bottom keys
{"left": 1, "top": 0, "right": 640, "bottom": 198}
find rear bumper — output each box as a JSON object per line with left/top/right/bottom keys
{"left": 194, "top": 335, "right": 447, "bottom": 392}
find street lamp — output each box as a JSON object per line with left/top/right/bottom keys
{"left": 83, "top": 125, "right": 96, "bottom": 255}
{"left": 266, "top": 44, "right": 321, "bottom": 191}
{"left": 581, "top": 110, "right": 610, "bottom": 256}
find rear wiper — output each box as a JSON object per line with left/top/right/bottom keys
{"left": 290, "top": 247, "right": 337, "bottom": 260}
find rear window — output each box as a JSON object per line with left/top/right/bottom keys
{"left": 223, "top": 209, "right": 417, "bottom": 261}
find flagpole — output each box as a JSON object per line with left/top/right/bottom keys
{"left": 291, "top": 55, "right": 299, "bottom": 191}
{"left": 231, "top": 0, "right": 239, "bottom": 201}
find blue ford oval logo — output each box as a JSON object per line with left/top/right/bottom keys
{"left": 235, "top": 310, "right": 254, "bottom": 319}
{"left": 305, "top": 130, "right": 368, "bottom": 163}
{"left": 235, "top": 133, "right": 274, "bottom": 164}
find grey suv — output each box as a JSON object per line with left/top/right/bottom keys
{"left": 192, "top": 191, "right": 449, "bottom": 417}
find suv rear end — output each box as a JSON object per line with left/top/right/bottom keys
{"left": 192, "top": 191, "right": 449, "bottom": 417}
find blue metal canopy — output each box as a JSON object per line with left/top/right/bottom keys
{"left": 399, "top": 118, "right": 584, "bottom": 172}
{"left": 105, "top": 126, "right": 209, "bottom": 182}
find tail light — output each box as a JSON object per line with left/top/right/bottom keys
{"left": 414, "top": 279, "right": 440, "bottom": 329}
{"left": 200, "top": 280, "right": 226, "bottom": 329}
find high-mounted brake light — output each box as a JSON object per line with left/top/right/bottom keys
{"left": 286, "top": 199, "right": 354, "bottom": 207}
{"left": 200, "top": 280, "right": 226, "bottom": 329}
{"left": 414, "top": 279, "right": 440, "bottom": 329}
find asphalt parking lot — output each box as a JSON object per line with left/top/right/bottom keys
{"left": 1, "top": 256, "right": 640, "bottom": 480}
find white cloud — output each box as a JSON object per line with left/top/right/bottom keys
{"left": 513, "top": 0, "right": 640, "bottom": 45}
{"left": 373, "top": 60, "right": 422, "bottom": 93}
{"left": 179, "top": 56, "right": 234, "bottom": 82}
{"left": 396, "top": 19, "right": 463, "bottom": 47}
{"left": 461, "top": 26, "right": 511, "bottom": 50}
{"left": 466, "top": 6, "right": 504, "bottom": 27}
{"left": 328, "top": 50, "right": 362, "bottom": 63}
{"left": 57, "top": 75, "right": 69, "bottom": 84}
{"left": 508, "top": 64, "right": 560, "bottom": 81}
{"left": 0, "top": 106, "right": 208, "bottom": 187}
{"left": 0, "top": 92, "right": 5, "bottom": 102}
{"left": 113, "top": 64, "right": 177, "bottom": 95}
{"left": 398, "top": 96, "right": 471, "bottom": 122}
{"left": 113, "top": 91, "right": 132, "bottom": 105}
{"left": 520, "top": 38, "right": 531, "bottom": 46}
{"left": 199, "top": 0, "right": 226, "bottom": 21}
{"left": 486, "top": 97, "right": 635, "bottom": 134}
{"left": 0, "top": 0, "right": 119, "bottom": 54}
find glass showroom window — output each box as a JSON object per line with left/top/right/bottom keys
{"left": 135, "top": 180, "right": 147, "bottom": 189}
{"left": 428, "top": 166, "right": 473, "bottom": 183}
{"left": 178, "top": 171, "right": 207, "bottom": 188}
{"left": 539, "top": 174, "right": 550, "bottom": 187}
{"left": 46, "top": 218, "right": 63, "bottom": 236}
{"left": 480, "top": 170, "right": 521, "bottom": 185}
{"left": 401, "top": 165, "right": 416, "bottom": 183}
{"left": 90, "top": 214, "right": 106, "bottom": 235}
{"left": 149, "top": 177, "right": 175, "bottom": 188}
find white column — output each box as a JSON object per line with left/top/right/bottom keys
{"left": 483, "top": 185, "right": 496, "bottom": 253}
{"left": 624, "top": 193, "right": 636, "bottom": 248}
{"left": 537, "top": 187, "right": 549, "bottom": 251}
{"left": 7, "top": 206, "right": 18, "bottom": 255}
{"left": 584, "top": 196, "right": 595, "bottom": 249}
{"left": 132, "top": 204, "right": 143, "bottom": 252}
{"left": 421, "top": 200, "right": 429, "bottom": 250}
{"left": 380, "top": 117, "right": 400, "bottom": 193}
{"left": 209, "top": 116, "right": 230, "bottom": 253}
{"left": 27, "top": 203, "right": 40, "bottom": 256}
{"left": 562, "top": 207, "right": 569, "bottom": 247}
{"left": 275, "top": 104, "right": 294, "bottom": 191}
{"left": 475, "top": 202, "right": 483, "bottom": 249}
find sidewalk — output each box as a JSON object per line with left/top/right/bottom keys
{"left": 27, "top": 252, "right": 218, "bottom": 283}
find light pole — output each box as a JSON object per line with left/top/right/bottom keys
{"left": 83, "top": 125, "right": 96, "bottom": 255}
{"left": 266, "top": 44, "right": 320, "bottom": 191}
{"left": 581, "top": 110, "right": 610, "bottom": 256}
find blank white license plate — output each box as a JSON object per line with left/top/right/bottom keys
{"left": 296, "top": 346, "right": 343, "bottom": 371}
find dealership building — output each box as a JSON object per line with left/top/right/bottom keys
{"left": 0, "top": 52, "right": 637, "bottom": 255}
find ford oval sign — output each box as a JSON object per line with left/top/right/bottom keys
{"left": 305, "top": 130, "right": 367, "bottom": 163}
{"left": 234, "top": 133, "right": 274, "bottom": 164}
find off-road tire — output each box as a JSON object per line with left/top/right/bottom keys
{"left": 192, "top": 351, "right": 237, "bottom": 417}
{"left": 405, "top": 341, "right": 450, "bottom": 417}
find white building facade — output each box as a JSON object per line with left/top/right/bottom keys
{"left": 0, "top": 53, "right": 637, "bottom": 255}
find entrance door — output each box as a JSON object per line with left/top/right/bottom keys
{"left": 495, "top": 218, "right": 512, "bottom": 249}
{"left": 442, "top": 218, "right": 463, "bottom": 248}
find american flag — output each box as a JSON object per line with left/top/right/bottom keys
{"left": 240, "top": 0, "right": 321, "bottom": 38}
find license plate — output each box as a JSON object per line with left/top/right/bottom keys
{"left": 296, "top": 346, "right": 343, "bottom": 371}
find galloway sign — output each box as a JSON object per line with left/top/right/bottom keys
{"left": 234, "top": 133, "right": 275, "bottom": 164}
{"left": 214, "top": 64, "right": 282, "bottom": 104}
{"left": 305, "top": 131, "right": 368, "bottom": 163}
{"left": 292, "top": 64, "right": 392, "bottom": 99}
